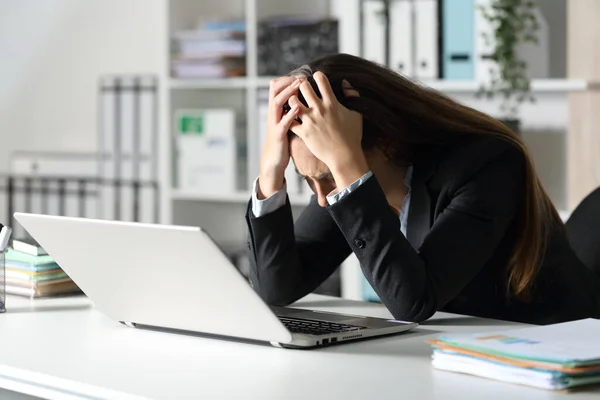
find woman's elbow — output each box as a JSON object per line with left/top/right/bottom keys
{"left": 386, "top": 298, "right": 437, "bottom": 323}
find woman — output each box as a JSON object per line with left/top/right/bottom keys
{"left": 245, "top": 53, "right": 600, "bottom": 325}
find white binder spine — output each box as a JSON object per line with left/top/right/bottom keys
{"left": 389, "top": 0, "right": 413, "bottom": 76}
{"left": 474, "top": 0, "right": 497, "bottom": 83}
{"left": 362, "top": 0, "right": 387, "bottom": 66}
{"left": 414, "top": 0, "right": 439, "bottom": 79}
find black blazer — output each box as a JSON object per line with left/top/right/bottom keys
{"left": 245, "top": 135, "right": 600, "bottom": 324}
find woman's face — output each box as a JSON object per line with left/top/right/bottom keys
{"left": 290, "top": 137, "right": 337, "bottom": 207}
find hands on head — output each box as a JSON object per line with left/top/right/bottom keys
{"left": 258, "top": 72, "right": 368, "bottom": 201}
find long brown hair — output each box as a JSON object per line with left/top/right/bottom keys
{"left": 290, "top": 53, "right": 561, "bottom": 301}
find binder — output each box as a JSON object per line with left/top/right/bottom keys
{"left": 474, "top": 0, "right": 497, "bottom": 82}
{"left": 118, "top": 77, "right": 135, "bottom": 222}
{"left": 176, "top": 109, "right": 236, "bottom": 194}
{"left": 136, "top": 76, "right": 159, "bottom": 224}
{"left": 389, "top": 0, "right": 413, "bottom": 76}
{"left": 362, "top": 0, "right": 387, "bottom": 66}
{"left": 365, "top": 0, "right": 438, "bottom": 79}
{"left": 414, "top": 0, "right": 439, "bottom": 79}
{"left": 99, "top": 76, "right": 159, "bottom": 224}
{"left": 9, "top": 153, "right": 100, "bottom": 224}
{"left": 441, "top": 0, "right": 475, "bottom": 79}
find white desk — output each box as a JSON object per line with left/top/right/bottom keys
{"left": 0, "top": 294, "right": 598, "bottom": 400}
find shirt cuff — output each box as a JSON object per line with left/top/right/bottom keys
{"left": 326, "top": 171, "right": 374, "bottom": 205}
{"left": 251, "top": 177, "right": 287, "bottom": 217}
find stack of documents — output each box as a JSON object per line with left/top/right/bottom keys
{"left": 5, "top": 248, "right": 80, "bottom": 298}
{"left": 429, "top": 319, "right": 600, "bottom": 390}
{"left": 171, "top": 20, "right": 246, "bottom": 79}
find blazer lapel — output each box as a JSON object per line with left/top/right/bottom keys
{"left": 406, "top": 157, "right": 436, "bottom": 250}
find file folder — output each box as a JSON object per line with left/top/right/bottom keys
{"left": 441, "top": 0, "right": 475, "bottom": 79}
{"left": 414, "top": 0, "right": 439, "bottom": 79}
{"left": 362, "top": 0, "right": 387, "bottom": 66}
{"left": 389, "top": 0, "right": 413, "bottom": 76}
{"left": 474, "top": 0, "right": 497, "bottom": 82}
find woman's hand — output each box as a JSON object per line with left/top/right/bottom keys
{"left": 289, "top": 72, "right": 368, "bottom": 190}
{"left": 258, "top": 76, "right": 301, "bottom": 199}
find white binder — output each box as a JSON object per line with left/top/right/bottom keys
{"left": 362, "top": 0, "right": 387, "bottom": 66}
{"left": 118, "top": 78, "right": 135, "bottom": 222}
{"left": 389, "top": 0, "right": 413, "bottom": 76}
{"left": 414, "top": 0, "right": 439, "bottom": 79}
{"left": 474, "top": 0, "right": 497, "bottom": 83}
{"left": 176, "top": 109, "right": 236, "bottom": 194}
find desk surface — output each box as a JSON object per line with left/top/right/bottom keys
{"left": 0, "top": 294, "right": 598, "bottom": 400}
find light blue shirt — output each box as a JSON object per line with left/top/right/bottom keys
{"left": 252, "top": 165, "right": 413, "bottom": 237}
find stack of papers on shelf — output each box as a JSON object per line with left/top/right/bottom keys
{"left": 5, "top": 248, "right": 81, "bottom": 298}
{"left": 429, "top": 318, "right": 600, "bottom": 390}
{"left": 172, "top": 19, "right": 246, "bottom": 78}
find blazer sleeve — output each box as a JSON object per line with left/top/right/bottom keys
{"left": 326, "top": 146, "right": 525, "bottom": 322}
{"left": 246, "top": 195, "right": 352, "bottom": 306}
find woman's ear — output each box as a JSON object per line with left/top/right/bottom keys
{"left": 342, "top": 79, "right": 360, "bottom": 97}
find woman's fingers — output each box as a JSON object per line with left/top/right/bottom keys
{"left": 313, "top": 71, "right": 335, "bottom": 103}
{"left": 342, "top": 79, "right": 360, "bottom": 97}
{"left": 279, "top": 106, "right": 299, "bottom": 132}
{"left": 288, "top": 119, "right": 304, "bottom": 138}
{"left": 269, "top": 76, "right": 296, "bottom": 98}
{"left": 288, "top": 95, "right": 309, "bottom": 114}
{"left": 299, "top": 80, "right": 320, "bottom": 108}
{"left": 271, "top": 79, "right": 301, "bottom": 121}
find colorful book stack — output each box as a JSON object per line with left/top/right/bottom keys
{"left": 171, "top": 20, "right": 246, "bottom": 79}
{"left": 429, "top": 318, "right": 600, "bottom": 390}
{"left": 5, "top": 238, "right": 80, "bottom": 298}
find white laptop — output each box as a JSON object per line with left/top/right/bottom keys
{"left": 14, "top": 213, "right": 417, "bottom": 349}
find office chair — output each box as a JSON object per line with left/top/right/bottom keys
{"left": 565, "top": 187, "right": 600, "bottom": 276}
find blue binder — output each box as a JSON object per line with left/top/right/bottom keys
{"left": 363, "top": 276, "right": 381, "bottom": 303}
{"left": 442, "top": 0, "right": 475, "bottom": 79}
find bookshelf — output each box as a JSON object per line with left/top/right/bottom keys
{"left": 160, "top": 0, "right": 596, "bottom": 301}
{"left": 420, "top": 79, "right": 598, "bottom": 93}
{"left": 164, "top": 0, "right": 347, "bottom": 224}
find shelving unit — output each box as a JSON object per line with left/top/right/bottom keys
{"left": 171, "top": 77, "right": 599, "bottom": 92}
{"left": 169, "top": 77, "right": 249, "bottom": 89}
{"left": 163, "top": 0, "right": 345, "bottom": 251}
{"left": 159, "top": 0, "right": 597, "bottom": 301}
{"left": 419, "top": 79, "right": 599, "bottom": 93}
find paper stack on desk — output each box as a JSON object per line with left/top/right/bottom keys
{"left": 4, "top": 246, "right": 81, "bottom": 298}
{"left": 429, "top": 318, "right": 600, "bottom": 390}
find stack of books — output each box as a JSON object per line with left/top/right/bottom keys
{"left": 5, "top": 238, "right": 80, "bottom": 298}
{"left": 429, "top": 318, "right": 600, "bottom": 390}
{"left": 171, "top": 20, "right": 246, "bottom": 79}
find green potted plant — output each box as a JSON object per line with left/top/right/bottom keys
{"left": 477, "top": 0, "right": 541, "bottom": 133}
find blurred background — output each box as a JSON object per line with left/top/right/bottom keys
{"left": 0, "top": 0, "right": 598, "bottom": 301}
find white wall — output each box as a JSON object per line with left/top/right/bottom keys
{"left": 0, "top": 0, "right": 166, "bottom": 172}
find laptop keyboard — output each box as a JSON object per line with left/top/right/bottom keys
{"left": 278, "top": 316, "right": 366, "bottom": 336}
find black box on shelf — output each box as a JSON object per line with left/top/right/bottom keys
{"left": 257, "top": 17, "right": 339, "bottom": 76}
